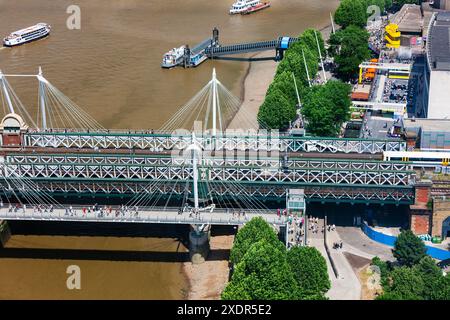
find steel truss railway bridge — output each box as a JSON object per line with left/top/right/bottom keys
{"left": 0, "top": 69, "right": 416, "bottom": 229}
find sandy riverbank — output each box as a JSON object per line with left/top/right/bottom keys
{"left": 183, "top": 235, "right": 234, "bottom": 300}
{"left": 227, "top": 24, "right": 334, "bottom": 131}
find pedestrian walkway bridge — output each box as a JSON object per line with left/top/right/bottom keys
{"left": 0, "top": 205, "right": 286, "bottom": 226}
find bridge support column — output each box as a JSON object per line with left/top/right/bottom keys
{"left": 0, "top": 220, "right": 11, "bottom": 248}
{"left": 189, "top": 224, "right": 210, "bottom": 264}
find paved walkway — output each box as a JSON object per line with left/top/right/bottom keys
{"left": 336, "top": 226, "right": 394, "bottom": 261}
{"left": 0, "top": 204, "right": 287, "bottom": 226}
{"left": 325, "top": 229, "right": 362, "bottom": 300}
{"left": 307, "top": 217, "right": 361, "bottom": 300}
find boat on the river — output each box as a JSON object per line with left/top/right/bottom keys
{"left": 3, "top": 23, "right": 51, "bottom": 47}
{"left": 161, "top": 45, "right": 186, "bottom": 68}
{"left": 242, "top": 2, "right": 271, "bottom": 14}
{"left": 229, "top": 0, "right": 262, "bottom": 14}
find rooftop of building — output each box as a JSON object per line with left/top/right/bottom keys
{"left": 391, "top": 4, "right": 423, "bottom": 33}
{"left": 427, "top": 11, "right": 450, "bottom": 71}
{"left": 404, "top": 118, "right": 450, "bottom": 131}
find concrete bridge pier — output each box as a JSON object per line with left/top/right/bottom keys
{"left": 189, "top": 224, "right": 211, "bottom": 264}
{"left": 0, "top": 220, "right": 11, "bottom": 248}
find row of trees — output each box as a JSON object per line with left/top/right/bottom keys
{"left": 222, "top": 217, "right": 330, "bottom": 300}
{"left": 257, "top": 29, "right": 324, "bottom": 130}
{"left": 372, "top": 230, "right": 450, "bottom": 300}
{"left": 257, "top": 28, "right": 353, "bottom": 137}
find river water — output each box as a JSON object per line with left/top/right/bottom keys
{"left": 0, "top": 0, "right": 338, "bottom": 299}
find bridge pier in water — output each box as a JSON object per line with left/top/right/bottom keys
{"left": 189, "top": 224, "right": 211, "bottom": 264}
{"left": 0, "top": 220, "right": 11, "bottom": 247}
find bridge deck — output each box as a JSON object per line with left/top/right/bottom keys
{"left": 0, "top": 206, "right": 286, "bottom": 226}
{"left": 22, "top": 131, "right": 406, "bottom": 154}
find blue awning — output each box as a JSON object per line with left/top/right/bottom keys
{"left": 280, "top": 37, "right": 290, "bottom": 49}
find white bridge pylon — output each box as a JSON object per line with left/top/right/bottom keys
{"left": 0, "top": 67, "right": 103, "bottom": 130}
{"left": 160, "top": 68, "right": 263, "bottom": 134}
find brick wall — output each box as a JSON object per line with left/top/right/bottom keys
{"left": 411, "top": 213, "right": 430, "bottom": 235}
{"left": 432, "top": 199, "right": 450, "bottom": 238}
{"left": 415, "top": 186, "right": 430, "bottom": 204}
{"left": 2, "top": 134, "right": 21, "bottom": 147}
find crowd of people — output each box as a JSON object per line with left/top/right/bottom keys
{"left": 383, "top": 79, "right": 409, "bottom": 104}
{"left": 287, "top": 213, "right": 305, "bottom": 248}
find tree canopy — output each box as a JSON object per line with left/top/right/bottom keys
{"left": 328, "top": 25, "right": 371, "bottom": 81}
{"left": 377, "top": 266, "right": 425, "bottom": 300}
{"left": 334, "top": 0, "right": 367, "bottom": 29}
{"left": 298, "top": 28, "right": 326, "bottom": 61}
{"left": 229, "top": 216, "right": 285, "bottom": 265}
{"left": 301, "top": 80, "right": 351, "bottom": 137}
{"left": 266, "top": 71, "right": 300, "bottom": 107}
{"left": 257, "top": 88, "right": 297, "bottom": 129}
{"left": 222, "top": 239, "right": 299, "bottom": 300}
{"left": 376, "top": 255, "right": 450, "bottom": 300}
{"left": 286, "top": 246, "right": 330, "bottom": 299}
{"left": 392, "top": 230, "right": 427, "bottom": 267}
{"left": 276, "top": 44, "right": 318, "bottom": 87}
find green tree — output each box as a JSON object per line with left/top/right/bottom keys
{"left": 286, "top": 246, "right": 330, "bottom": 299}
{"left": 229, "top": 216, "right": 284, "bottom": 265}
{"left": 414, "top": 256, "right": 450, "bottom": 300}
{"left": 378, "top": 266, "right": 425, "bottom": 300}
{"left": 266, "top": 71, "right": 302, "bottom": 107}
{"left": 392, "top": 230, "right": 427, "bottom": 267}
{"left": 433, "top": 275, "right": 450, "bottom": 300}
{"left": 277, "top": 44, "right": 318, "bottom": 87}
{"left": 222, "top": 239, "right": 299, "bottom": 300}
{"left": 302, "top": 92, "right": 338, "bottom": 136}
{"left": 385, "top": 0, "right": 393, "bottom": 9}
{"left": 328, "top": 25, "right": 371, "bottom": 81}
{"left": 371, "top": 256, "right": 391, "bottom": 288}
{"left": 301, "top": 80, "right": 351, "bottom": 137}
{"left": 298, "top": 28, "right": 326, "bottom": 60}
{"left": 257, "top": 88, "right": 296, "bottom": 129}
{"left": 334, "top": 0, "right": 367, "bottom": 29}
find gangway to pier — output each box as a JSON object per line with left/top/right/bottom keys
{"left": 162, "top": 28, "right": 299, "bottom": 68}
{"left": 206, "top": 37, "right": 298, "bottom": 61}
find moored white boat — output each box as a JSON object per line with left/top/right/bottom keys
{"left": 229, "top": 0, "right": 261, "bottom": 14}
{"left": 161, "top": 45, "right": 186, "bottom": 68}
{"left": 3, "top": 23, "right": 51, "bottom": 47}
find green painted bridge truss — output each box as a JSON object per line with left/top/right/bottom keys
{"left": 23, "top": 131, "right": 406, "bottom": 154}
{"left": 0, "top": 152, "right": 415, "bottom": 205}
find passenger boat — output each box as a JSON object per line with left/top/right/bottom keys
{"left": 3, "top": 23, "right": 51, "bottom": 47}
{"left": 229, "top": 0, "right": 261, "bottom": 14}
{"left": 242, "top": 2, "right": 270, "bottom": 14}
{"left": 161, "top": 45, "right": 186, "bottom": 68}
